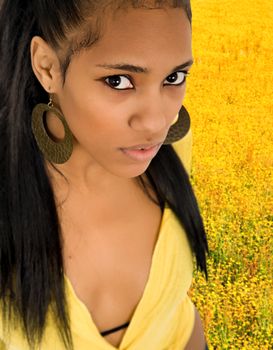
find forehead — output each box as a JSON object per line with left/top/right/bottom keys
{"left": 74, "top": 7, "right": 192, "bottom": 69}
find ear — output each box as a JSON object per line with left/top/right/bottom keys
{"left": 30, "top": 36, "right": 62, "bottom": 93}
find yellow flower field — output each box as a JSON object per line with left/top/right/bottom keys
{"left": 186, "top": 1, "right": 273, "bottom": 349}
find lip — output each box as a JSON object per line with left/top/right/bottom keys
{"left": 120, "top": 143, "right": 162, "bottom": 162}
{"left": 122, "top": 142, "right": 163, "bottom": 150}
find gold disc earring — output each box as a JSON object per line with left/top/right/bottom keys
{"left": 31, "top": 98, "right": 73, "bottom": 164}
{"left": 163, "top": 105, "right": 191, "bottom": 145}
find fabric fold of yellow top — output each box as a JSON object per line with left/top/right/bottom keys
{"left": 0, "top": 128, "right": 195, "bottom": 350}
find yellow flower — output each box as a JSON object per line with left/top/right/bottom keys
{"left": 188, "top": 0, "right": 273, "bottom": 348}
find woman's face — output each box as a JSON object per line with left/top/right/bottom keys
{"left": 49, "top": 7, "right": 192, "bottom": 179}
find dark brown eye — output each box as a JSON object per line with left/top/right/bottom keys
{"left": 105, "top": 75, "right": 133, "bottom": 90}
{"left": 165, "top": 71, "right": 189, "bottom": 85}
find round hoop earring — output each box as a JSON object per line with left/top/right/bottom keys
{"left": 31, "top": 99, "right": 73, "bottom": 164}
{"left": 163, "top": 105, "right": 191, "bottom": 145}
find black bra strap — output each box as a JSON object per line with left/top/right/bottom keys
{"left": 100, "top": 321, "right": 130, "bottom": 336}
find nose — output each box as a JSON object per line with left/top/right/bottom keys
{"left": 129, "top": 94, "right": 168, "bottom": 136}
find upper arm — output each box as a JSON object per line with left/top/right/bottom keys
{"left": 184, "top": 306, "right": 206, "bottom": 350}
{"left": 172, "top": 127, "right": 193, "bottom": 176}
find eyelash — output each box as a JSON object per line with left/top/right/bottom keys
{"left": 102, "top": 70, "right": 190, "bottom": 90}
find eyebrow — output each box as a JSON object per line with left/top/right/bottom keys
{"left": 95, "top": 59, "right": 194, "bottom": 74}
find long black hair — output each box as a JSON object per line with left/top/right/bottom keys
{"left": 0, "top": 0, "right": 208, "bottom": 349}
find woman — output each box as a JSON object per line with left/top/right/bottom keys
{"left": 0, "top": 0, "right": 209, "bottom": 349}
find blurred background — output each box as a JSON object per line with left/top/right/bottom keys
{"left": 186, "top": 1, "right": 273, "bottom": 349}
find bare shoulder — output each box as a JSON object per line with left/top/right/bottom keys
{"left": 184, "top": 306, "right": 206, "bottom": 350}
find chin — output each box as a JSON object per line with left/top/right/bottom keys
{"left": 111, "top": 162, "right": 151, "bottom": 179}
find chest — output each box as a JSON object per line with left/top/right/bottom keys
{"left": 60, "top": 191, "right": 163, "bottom": 348}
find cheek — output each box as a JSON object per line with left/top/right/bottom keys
{"left": 59, "top": 84, "right": 125, "bottom": 148}
{"left": 176, "top": 83, "right": 187, "bottom": 102}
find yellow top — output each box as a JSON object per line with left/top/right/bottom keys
{"left": 0, "top": 128, "right": 195, "bottom": 350}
